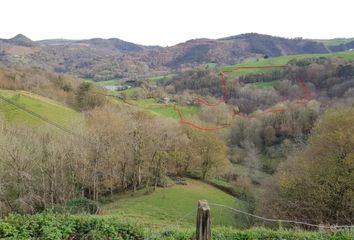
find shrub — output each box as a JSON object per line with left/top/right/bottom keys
{"left": 0, "top": 213, "right": 353, "bottom": 240}
{"left": 149, "top": 227, "right": 354, "bottom": 240}
{"left": 52, "top": 197, "right": 99, "bottom": 215}
{"left": 0, "top": 213, "right": 142, "bottom": 240}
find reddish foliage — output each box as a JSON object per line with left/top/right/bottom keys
{"left": 173, "top": 65, "right": 313, "bottom": 131}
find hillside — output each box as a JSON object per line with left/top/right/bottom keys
{"left": 0, "top": 89, "right": 79, "bottom": 125}
{"left": 123, "top": 98, "right": 199, "bottom": 119}
{"left": 0, "top": 33, "right": 339, "bottom": 81}
{"left": 223, "top": 50, "right": 354, "bottom": 75}
{"left": 6, "top": 34, "right": 37, "bottom": 47}
{"left": 101, "top": 179, "right": 247, "bottom": 228}
{"left": 315, "top": 38, "right": 354, "bottom": 52}
{"left": 0, "top": 37, "right": 353, "bottom": 238}
{"left": 315, "top": 38, "right": 354, "bottom": 47}
{"left": 158, "top": 34, "right": 328, "bottom": 69}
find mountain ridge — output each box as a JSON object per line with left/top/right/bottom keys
{"left": 2, "top": 32, "right": 353, "bottom": 50}
{"left": 0, "top": 33, "right": 352, "bottom": 80}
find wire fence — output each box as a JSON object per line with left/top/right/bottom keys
{"left": 145, "top": 202, "right": 353, "bottom": 240}
{"left": 145, "top": 208, "right": 196, "bottom": 240}
{"left": 0, "top": 94, "right": 77, "bottom": 136}
{"left": 209, "top": 203, "right": 354, "bottom": 229}
{"left": 0, "top": 92, "right": 100, "bottom": 144}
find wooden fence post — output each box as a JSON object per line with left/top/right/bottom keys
{"left": 196, "top": 200, "right": 211, "bottom": 240}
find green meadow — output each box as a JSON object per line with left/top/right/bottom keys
{"left": 101, "top": 179, "right": 247, "bottom": 228}
{"left": 0, "top": 90, "right": 79, "bottom": 125}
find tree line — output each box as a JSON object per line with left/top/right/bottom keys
{"left": 0, "top": 66, "right": 106, "bottom": 112}
{"left": 0, "top": 106, "right": 228, "bottom": 216}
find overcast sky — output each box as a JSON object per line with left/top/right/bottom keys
{"left": 1, "top": 0, "right": 353, "bottom": 46}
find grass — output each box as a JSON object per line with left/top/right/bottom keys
{"left": 127, "top": 98, "right": 199, "bottom": 119}
{"left": 154, "top": 227, "right": 354, "bottom": 240}
{"left": 253, "top": 80, "right": 280, "bottom": 89}
{"left": 223, "top": 51, "right": 354, "bottom": 76}
{"left": 147, "top": 74, "right": 176, "bottom": 83}
{"left": 2, "top": 213, "right": 353, "bottom": 240}
{"left": 101, "top": 179, "right": 247, "bottom": 228}
{"left": 119, "top": 87, "right": 142, "bottom": 97}
{"left": 150, "top": 105, "right": 198, "bottom": 118}
{"left": 0, "top": 89, "right": 79, "bottom": 125}
{"left": 84, "top": 78, "right": 121, "bottom": 86}
{"left": 206, "top": 63, "right": 218, "bottom": 68}
{"left": 315, "top": 38, "right": 354, "bottom": 47}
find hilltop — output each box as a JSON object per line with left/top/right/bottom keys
{"left": 6, "top": 34, "right": 37, "bottom": 47}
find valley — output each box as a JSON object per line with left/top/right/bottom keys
{"left": 0, "top": 32, "right": 353, "bottom": 239}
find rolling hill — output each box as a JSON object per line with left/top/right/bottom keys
{"left": 314, "top": 38, "right": 354, "bottom": 52}
{"left": 223, "top": 50, "right": 354, "bottom": 76}
{"left": 1, "top": 33, "right": 348, "bottom": 81}
{"left": 315, "top": 38, "right": 354, "bottom": 47}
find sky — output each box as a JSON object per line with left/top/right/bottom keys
{"left": 1, "top": 0, "right": 353, "bottom": 46}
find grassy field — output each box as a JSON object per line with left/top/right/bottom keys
{"left": 314, "top": 38, "right": 354, "bottom": 47}
{"left": 253, "top": 80, "right": 280, "bottom": 89}
{"left": 127, "top": 98, "right": 199, "bottom": 119}
{"left": 150, "top": 105, "right": 198, "bottom": 118}
{"left": 223, "top": 51, "right": 354, "bottom": 76}
{"left": 84, "top": 78, "right": 120, "bottom": 86}
{"left": 0, "top": 89, "right": 79, "bottom": 125}
{"left": 147, "top": 74, "right": 176, "bottom": 83}
{"left": 101, "top": 179, "right": 247, "bottom": 228}
{"left": 119, "top": 87, "right": 141, "bottom": 97}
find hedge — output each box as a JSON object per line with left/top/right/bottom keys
{"left": 0, "top": 213, "right": 353, "bottom": 240}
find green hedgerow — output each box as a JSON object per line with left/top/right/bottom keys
{"left": 0, "top": 213, "right": 353, "bottom": 240}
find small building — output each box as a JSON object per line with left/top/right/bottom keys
{"left": 104, "top": 85, "right": 130, "bottom": 91}
{"left": 157, "top": 97, "right": 170, "bottom": 104}
{"left": 162, "top": 97, "right": 170, "bottom": 104}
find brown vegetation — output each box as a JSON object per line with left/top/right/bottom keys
{"left": 261, "top": 108, "right": 354, "bottom": 225}
{"left": 0, "top": 104, "right": 229, "bottom": 215}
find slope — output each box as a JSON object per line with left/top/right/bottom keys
{"left": 0, "top": 89, "right": 79, "bottom": 125}
{"left": 101, "top": 179, "right": 247, "bottom": 228}
{"left": 0, "top": 33, "right": 332, "bottom": 81}
{"left": 223, "top": 51, "right": 354, "bottom": 76}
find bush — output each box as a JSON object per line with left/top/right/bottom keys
{"left": 0, "top": 213, "right": 142, "bottom": 240}
{"left": 0, "top": 213, "right": 352, "bottom": 240}
{"left": 52, "top": 197, "right": 99, "bottom": 215}
{"left": 149, "top": 227, "right": 354, "bottom": 240}
{"left": 98, "top": 196, "right": 114, "bottom": 205}
{"left": 207, "top": 178, "right": 254, "bottom": 203}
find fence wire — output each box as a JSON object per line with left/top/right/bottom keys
{"left": 145, "top": 208, "right": 196, "bottom": 240}
{"left": 210, "top": 203, "right": 354, "bottom": 229}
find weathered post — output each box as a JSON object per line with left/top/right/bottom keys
{"left": 196, "top": 200, "right": 211, "bottom": 240}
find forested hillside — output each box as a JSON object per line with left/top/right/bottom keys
{"left": 1, "top": 33, "right": 349, "bottom": 81}
{"left": 0, "top": 34, "right": 353, "bottom": 239}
